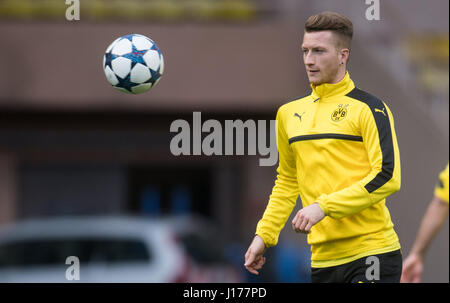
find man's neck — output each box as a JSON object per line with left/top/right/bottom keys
{"left": 329, "top": 68, "right": 347, "bottom": 84}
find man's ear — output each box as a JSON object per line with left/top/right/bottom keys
{"left": 340, "top": 48, "right": 350, "bottom": 65}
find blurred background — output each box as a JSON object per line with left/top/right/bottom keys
{"left": 0, "top": 0, "right": 448, "bottom": 282}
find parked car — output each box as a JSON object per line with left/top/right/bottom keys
{"left": 0, "top": 215, "right": 243, "bottom": 283}
{"left": 162, "top": 215, "right": 244, "bottom": 283}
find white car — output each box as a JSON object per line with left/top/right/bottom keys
{"left": 0, "top": 216, "right": 190, "bottom": 282}
{"left": 0, "top": 215, "right": 244, "bottom": 283}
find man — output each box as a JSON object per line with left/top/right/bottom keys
{"left": 401, "top": 163, "right": 449, "bottom": 283}
{"left": 244, "top": 12, "right": 402, "bottom": 283}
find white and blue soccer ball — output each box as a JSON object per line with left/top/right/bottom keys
{"left": 103, "top": 34, "right": 164, "bottom": 94}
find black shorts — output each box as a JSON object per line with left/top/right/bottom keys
{"left": 311, "top": 249, "right": 402, "bottom": 283}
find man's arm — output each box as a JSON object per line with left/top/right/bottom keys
{"left": 401, "top": 195, "right": 449, "bottom": 283}
{"left": 244, "top": 107, "right": 299, "bottom": 275}
{"left": 315, "top": 102, "right": 401, "bottom": 219}
{"left": 254, "top": 107, "right": 299, "bottom": 247}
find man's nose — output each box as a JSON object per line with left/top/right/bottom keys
{"left": 304, "top": 52, "right": 315, "bottom": 65}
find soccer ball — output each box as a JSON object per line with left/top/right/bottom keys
{"left": 103, "top": 34, "right": 164, "bottom": 94}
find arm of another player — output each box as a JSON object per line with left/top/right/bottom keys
{"left": 401, "top": 195, "right": 449, "bottom": 283}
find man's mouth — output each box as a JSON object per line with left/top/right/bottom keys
{"left": 308, "top": 69, "right": 320, "bottom": 74}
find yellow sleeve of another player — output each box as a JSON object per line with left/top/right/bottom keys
{"left": 434, "top": 163, "right": 449, "bottom": 203}
{"left": 255, "top": 106, "right": 299, "bottom": 247}
{"left": 316, "top": 102, "right": 401, "bottom": 219}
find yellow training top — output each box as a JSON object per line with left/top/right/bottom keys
{"left": 256, "top": 72, "right": 401, "bottom": 265}
{"left": 434, "top": 163, "right": 449, "bottom": 203}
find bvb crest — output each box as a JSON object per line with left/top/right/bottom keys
{"left": 331, "top": 104, "right": 349, "bottom": 122}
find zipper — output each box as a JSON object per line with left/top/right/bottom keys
{"left": 311, "top": 97, "right": 320, "bottom": 129}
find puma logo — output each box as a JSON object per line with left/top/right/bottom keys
{"left": 374, "top": 108, "right": 386, "bottom": 116}
{"left": 294, "top": 112, "right": 306, "bottom": 122}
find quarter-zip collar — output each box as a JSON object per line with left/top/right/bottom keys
{"left": 310, "top": 71, "right": 355, "bottom": 101}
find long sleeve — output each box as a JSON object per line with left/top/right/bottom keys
{"left": 255, "top": 107, "right": 299, "bottom": 247}
{"left": 316, "top": 102, "right": 401, "bottom": 219}
{"left": 434, "top": 163, "right": 449, "bottom": 203}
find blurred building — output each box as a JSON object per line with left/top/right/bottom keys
{"left": 0, "top": 0, "right": 448, "bottom": 282}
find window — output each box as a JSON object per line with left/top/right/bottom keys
{"left": 128, "top": 166, "right": 212, "bottom": 217}
{"left": 0, "top": 238, "right": 151, "bottom": 268}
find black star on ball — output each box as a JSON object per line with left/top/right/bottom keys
{"left": 104, "top": 51, "right": 118, "bottom": 70}
{"left": 114, "top": 74, "right": 139, "bottom": 93}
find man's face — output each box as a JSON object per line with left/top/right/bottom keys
{"left": 302, "top": 31, "right": 343, "bottom": 85}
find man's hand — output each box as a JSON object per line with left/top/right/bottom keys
{"left": 292, "top": 203, "right": 325, "bottom": 234}
{"left": 244, "top": 235, "right": 266, "bottom": 275}
{"left": 401, "top": 253, "right": 423, "bottom": 283}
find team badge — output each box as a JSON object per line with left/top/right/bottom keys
{"left": 331, "top": 104, "right": 349, "bottom": 122}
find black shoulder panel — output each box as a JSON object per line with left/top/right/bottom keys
{"left": 346, "top": 87, "right": 395, "bottom": 194}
